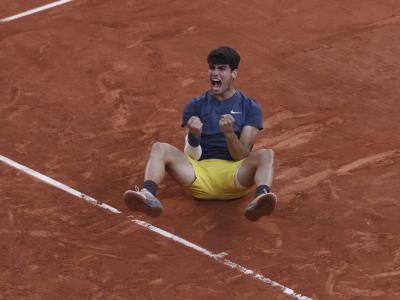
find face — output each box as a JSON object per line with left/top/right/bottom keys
{"left": 208, "top": 63, "right": 237, "bottom": 99}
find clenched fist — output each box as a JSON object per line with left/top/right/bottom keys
{"left": 187, "top": 116, "right": 203, "bottom": 138}
{"left": 219, "top": 114, "right": 235, "bottom": 134}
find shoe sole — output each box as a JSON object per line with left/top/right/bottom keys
{"left": 123, "top": 190, "right": 162, "bottom": 217}
{"left": 245, "top": 193, "right": 277, "bottom": 222}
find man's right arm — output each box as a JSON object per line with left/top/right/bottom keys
{"left": 183, "top": 116, "right": 203, "bottom": 160}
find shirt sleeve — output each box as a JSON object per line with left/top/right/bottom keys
{"left": 181, "top": 99, "right": 198, "bottom": 127}
{"left": 244, "top": 99, "right": 263, "bottom": 130}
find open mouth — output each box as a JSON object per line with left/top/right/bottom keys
{"left": 211, "top": 78, "right": 222, "bottom": 88}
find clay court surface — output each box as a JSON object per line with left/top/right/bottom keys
{"left": 1, "top": 0, "right": 400, "bottom": 299}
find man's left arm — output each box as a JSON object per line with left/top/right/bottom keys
{"left": 220, "top": 114, "right": 259, "bottom": 161}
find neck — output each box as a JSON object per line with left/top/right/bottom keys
{"left": 213, "top": 87, "right": 236, "bottom": 101}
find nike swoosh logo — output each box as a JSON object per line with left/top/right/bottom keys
{"left": 230, "top": 110, "right": 242, "bottom": 114}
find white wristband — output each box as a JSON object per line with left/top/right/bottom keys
{"left": 184, "top": 134, "right": 202, "bottom": 160}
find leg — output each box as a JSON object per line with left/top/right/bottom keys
{"left": 236, "top": 149, "right": 274, "bottom": 188}
{"left": 235, "top": 149, "right": 277, "bottom": 222}
{"left": 144, "top": 142, "right": 195, "bottom": 186}
{"left": 124, "top": 142, "right": 195, "bottom": 216}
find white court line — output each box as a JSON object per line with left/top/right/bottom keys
{"left": 0, "top": 154, "right": 312, "bottom": 300}
{"left": 0, "top": 0, "right": 74, "bottom": 23}
{"left": 0, "top": 155, "right": 119, "bottom": 213}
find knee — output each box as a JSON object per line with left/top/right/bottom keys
{"left": 150, "top": 142, "right": 171, "bottom": 156}
{"left": 254, "top": 148, "right": 274, "bottom": 164}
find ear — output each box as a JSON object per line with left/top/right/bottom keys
{"left": 232, "top": 70, "right": 238, "bottom": 79}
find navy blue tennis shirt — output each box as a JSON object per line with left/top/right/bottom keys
{"left": 182, "top": 90, "right": 263, "bottom": 161}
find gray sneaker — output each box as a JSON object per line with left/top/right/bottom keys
{"left": 244, "top": 192, "right": 277, "bottom": 222}
{"left": 123, "top": 188, "right": 163, "bottom": 217}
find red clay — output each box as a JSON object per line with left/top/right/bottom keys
{"left": 1, "top": 0, "right": 400, "bottom": 299}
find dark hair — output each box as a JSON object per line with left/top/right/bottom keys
{"left": 207, "top": 47, "right": 240, "bottom": 70}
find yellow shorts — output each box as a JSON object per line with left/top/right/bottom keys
{"left": 183, "top": 156, "right": 249, "bottom": 200}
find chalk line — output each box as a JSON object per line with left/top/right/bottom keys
{"left": 0, "top": 155, "right": 119, "bottom": 214}
{"left": 0, "top": 0, "right": 74, "bottom": 23}
{"left": 0, "top": 154, "right": 312, "bottom": 300}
